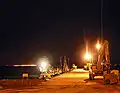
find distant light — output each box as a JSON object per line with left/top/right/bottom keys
{"left": 41, "top": 62, "right": 47, "bottom": 69}
{"left": 13, "top": 64, "right": 37, "bottom": 67}
{"left": 84, "top": 52, "right": 92, "bottom": 61}
{"left": 37, "top": 56, "right": 49, "bottom": 72}
{"left": 83, "top": 41, "right": 92, "bottom": 61}
{"left": 96, "top": 40, "right": 101, "bottom": 50}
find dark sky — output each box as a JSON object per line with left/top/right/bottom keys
{"left": 0, "top": 0, "right": 120, "bottom": 66}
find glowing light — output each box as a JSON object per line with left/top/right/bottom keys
{"left": 37, "top": 56, "right": 49, "bottom": 72}
{"left": 84, "top": 52, "right": 92, "bottom": 61}
{"left": 13, "top": 64, "right": 36, "bottom": 67}
{"left": 96, "top": 40, "right": 101, "bottom": 50}
{"left": 41, "top": 62, "right": 47, "bottom": 69}
{"left": 83, "top": 41, "right": 92, "bottom": 61}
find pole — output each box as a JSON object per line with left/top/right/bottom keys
{"left": 101, "top": 0, "right": 103, "bottom": 43}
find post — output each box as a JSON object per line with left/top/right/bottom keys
{"left": 101, "top": 0, "right": 103, "bottom": 43}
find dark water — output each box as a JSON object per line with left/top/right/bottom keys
{"left": 0, "top": 66, "right": 41, "bottom": 79}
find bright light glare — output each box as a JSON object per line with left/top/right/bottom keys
{"left": 37, "top": 56, "right": 49, "bottom": 72}
{"left": 84, "top": 52, "right": 92, "bottom": 61}
{"left": 83, "top": 42, "right": 92, "bottom": 61}
{"left": 96, "top": 40, "right": 101, "bottom": 50}
{"left": 41, "top": 62, "right": 47, "bottom": 69}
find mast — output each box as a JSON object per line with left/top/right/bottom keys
{"left": 101, "top": 0, "right": 103, "bottom": 43}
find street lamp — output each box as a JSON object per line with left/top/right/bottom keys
{"left": 84, "top": 52, "right": 93, "bottom": 70}
{"left": 96, "top": 40, "right": 101, "bottom": 50}
{"left": 41, "top": 61, "right": 47, "bottom": 69}
{"left": 84, "top": 52, "right": 92, "bottom": 61}
{"left": 37, "top": 56, "right": 49, "bottom": 72}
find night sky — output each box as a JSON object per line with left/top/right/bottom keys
{"left": 0, "top": 0, "right": 120, "bottom": 66}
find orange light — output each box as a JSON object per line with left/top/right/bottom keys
{"left": 84, "top": 52, "right": 92, "bottom": 61}
{"left": 83, "top": 41, "right": 92, "bottom": 61}
{"left": 96, "top": 40, "right": 101, "bottom": 50}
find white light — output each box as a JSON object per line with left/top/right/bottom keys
{"left": 41, "top": 62, "right": 47, "bottom": 69}
{"left": 37, "top": 56, "right": 50, "bottom": 72}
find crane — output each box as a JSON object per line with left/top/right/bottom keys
{"left": 60, "top": 56, "right": 69, "bottom": 73}
{"left": 89, "top": 40, "right": 119, "bottom": 85}
{"left": 97, "top": 40, "right": 110, "bottom": 73}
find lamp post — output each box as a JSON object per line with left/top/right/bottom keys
{"left": 84, "top": 52, "right": 92, "bottom": 62}
{"left": 84, "top": 52, "right": 93, "bottom": 70}
{"left": 96, "top": 40, "right": 101, "bottom": 51}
